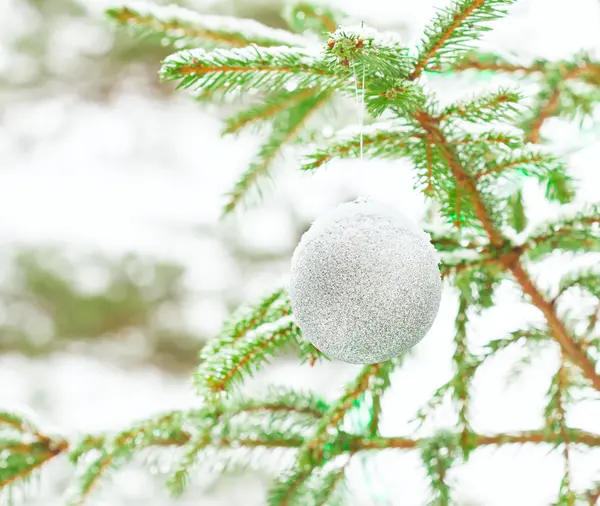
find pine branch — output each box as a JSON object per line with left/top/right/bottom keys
{"left": 420, "top": 431, "right": 460, "bottom": 505}
{"left": 0, "top": 441, "right": 64, "bottom": 488}
{"left": 302, "top": 122, "right": 420, "bottom": 170}
{"left": 325, "top": 26, "right": 424, "bottom": 116}
{"left": 506, "top": 189, "right": 527, "bottom": 233}
{"left": 510, "top": 261, "right": 600, "bottom": 390}
{"left": 160, "top": 46, "right": 334, "bottom": 95}
{"left": 411, "top": 108, "right": 600, "bottom": 390}
{"left": 413, "top": 110, "right": 503, "bottom": 235}
{"left": 523, "top": 207, "right": 600, "bottom": 261}
{"left": 298, "top": 361, "right": 395, "bottom": 468}
{"left": 475, "top": 150, "right": 560, "bottom": 180}
{"left": 283, "top": 1, "right": 344, "bottom": 35}
{"left": 367, "top": 363, "right": 395, "bottom": 436}
{"left": 451, "top": 130, "right": 522, "bottom": 149}
{"left": 555, "top": 267, "right": 600, "bottom": 302}
{"left": 66, "top": 411, "right": 190, "bottom": 505}
{"left": 545, "top": 355, "right": 576, "bottom": 505}
{"left": 3, "top": 413, "right": 599, "bottom": 503}
{"left": 440, "top": 89, "right": 521, "bottom": 123}
{"left": 437, "top": 51, "right": 547, "bottom": 74}
{"left": 410, "top": 0, "right": 516, "bottom": 79}
{"left": 167, "top": 390, "right": 326, "bottom": 496}
{"left": 196, "top": 320, "right": 301, "bottom": 398}
{"left": 0, "top": 411, "right": 67, "bottom": 490}
{"left": 268, "top": 467, "right": 314, "bottom": 506}
{"left": 198, "top": 288, "right": 290, "bottom": 364}
{"left": 307, "top": 463, "right": 349, "bottom": 506}
{"left": 524, "top": 83, "right": 563, "bottom": 144}
{"left": 223, "top": 88, "right": 317, "bottom": 134}
{"left": 107, "top": 3, "right": 307, "bottom": 49}
{"left": 450, "top": 289, "right": 477, "bottom": 459}
{"left": 223, "top": 88, "right": 332, "bottom": 214}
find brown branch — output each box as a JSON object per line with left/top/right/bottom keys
{"left": 177, "top": 62, "right": 327, "bottom": 77}
{"left": 356, "top": 429, "right": 600, "bottom": 451}
{"left": 293, "top": 5, "right": 337, "bottom": 33}
{"left": 413, "top": 109, "right": 600, "bottom": 390}
{"left": 440, "top": 57, "right": 544, "bottom": 74}
{"left": 239, "top": 403, "right": 324, "bottom": 419}
{"left": 475, "top": 153, "right": 546, "bottom": 180}
{"left": 224, "top": 88, "right": 316, "bottom": 133}
{"left": 224, "top": 90, "right": 332, "bottom": 213}
{"left": 113, "top": 8, "right": 294, "bottom": 48}
{"left": 426, "top": 139, "right": 434, "bottom": 194}
{"left": 413, "top": 110, "right": 504, "bottom": 245}
{"left": 207, "top": 324, "right": 295, "bottom": 393}
{"left": 525, "top": 86, "right": 562, "bottom": 144}
{"left": 0, "top": 440, "right": 66, "bottom": 488}
{"left": 410, "top": 0, "right": 486, "bottom": 80}
{"left": 508, "top": 262, "right": 600, "bottom": 390}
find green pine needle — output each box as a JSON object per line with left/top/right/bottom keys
{"left": 160, "top": 46, "right": 335, "bottom": 94}
{"left": 223, "top": 89, "right": 333, "bottom": 214}
{"left": 411, "top": 0, "right": 517, "bottom": 78}
{"left": 107, "top": 3, "right": 307, "bottom": 49}
{"left": 283, "top": 1, "right": 345, "bottom": 35}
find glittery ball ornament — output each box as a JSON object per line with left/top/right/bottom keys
{"left": 289, "top": 199, "right": 442, "bottom": 364}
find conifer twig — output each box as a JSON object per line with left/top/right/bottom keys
{"left": 412, "top": 109, "right": 600, "bottom": 390}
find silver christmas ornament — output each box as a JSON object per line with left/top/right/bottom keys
{"left": 289, "top": 198, "right": 442, "bottom": 364}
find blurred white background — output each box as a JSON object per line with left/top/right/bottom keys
{"left": 0, "top": 0, "right": 599, "bottom": 504}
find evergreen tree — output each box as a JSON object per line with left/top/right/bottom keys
{"left": 2, "top": 0, "right": 600, "bottom": 504}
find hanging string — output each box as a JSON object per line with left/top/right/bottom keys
{"left": 352, "top": 21, "right": 366, "bottom": 162}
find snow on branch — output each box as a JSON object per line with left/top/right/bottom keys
{"left": 160, "top": 45, "right": 335, "bottom": 94}
{"left": 107, "top": 2, "right": 309, "bottom": 49}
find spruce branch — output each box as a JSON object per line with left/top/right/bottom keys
{"left": 196, "top": 320, "right": 301, "bottom": 399}
{"left": 413, "top": 109, "right": 503, "bottom": 233}
{"left": 107, "top": 3, "right": 307, "bottom": 49}
{"left": 307, "top": 463, "right": 349, "bottom": 506}
{"left": 410, "top": 0, "right": 516, "bottom": 79}
{"left": 283, "top": 1, "right": 344, "bottom": 35}
{"left": 523, "top": 207, "right": 600, "bottom": 261}
{"left": 545, "top": 354, "right": 577, "bottom": 505}
{"left": 160, "top": 46, "right": 334, "bottom": 94}
{"left": 324, "top": 26, "right": 424, "bottom": 117}
{"left": 439, "top": 89, "right": 521, "bottom": 123}
{"left": 268, "top": 466, "right": 314, "bottom": 506}
{"left": 450, "top": 291, "right": 477, "bottom": 459}
{"left": 555, "top": 267, "right": 600, "bottom": 302}
{"left": 2, "top": 411, "right": 599, "bottom": 504}
{"left": 474, "top": 150, "right": 561, "bottom": 181}
{"left": 298, "top": 361, "right": 397, "bottom": 468}
{"left": 198, "top": 288, "right": 291, "bottom": 365}
{"left": 524, "top": 83, "right": 563, "bottom": 144}
{"left": 223, "top": 88, "right": 317, "bottom": 134}
{"left": 420, "top": 431, "right": 460, "bottom": 505}
{"left": 506, "top": 189, "right": 527, "bottom": 233}
{"left": 66, "top": 411, "right": 190, "bottom": 505}
{"left": 223, "top": 88, "right": 332, "bottom": 214}
{"left": 301, "top": 123, "right": 420, "bottom": 170}
{"left": 410, "top": 107, "right": 600, "bottom": 390}
{"left": 0, "top": 411, "right": 67, "bottom": 490}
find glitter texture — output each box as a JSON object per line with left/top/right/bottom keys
{"left": 289, "top": 198, "right": 442, "bottom": 364}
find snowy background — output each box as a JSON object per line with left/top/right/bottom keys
{"left": 0, "top": 0, "right": 599, "bottom": 504}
